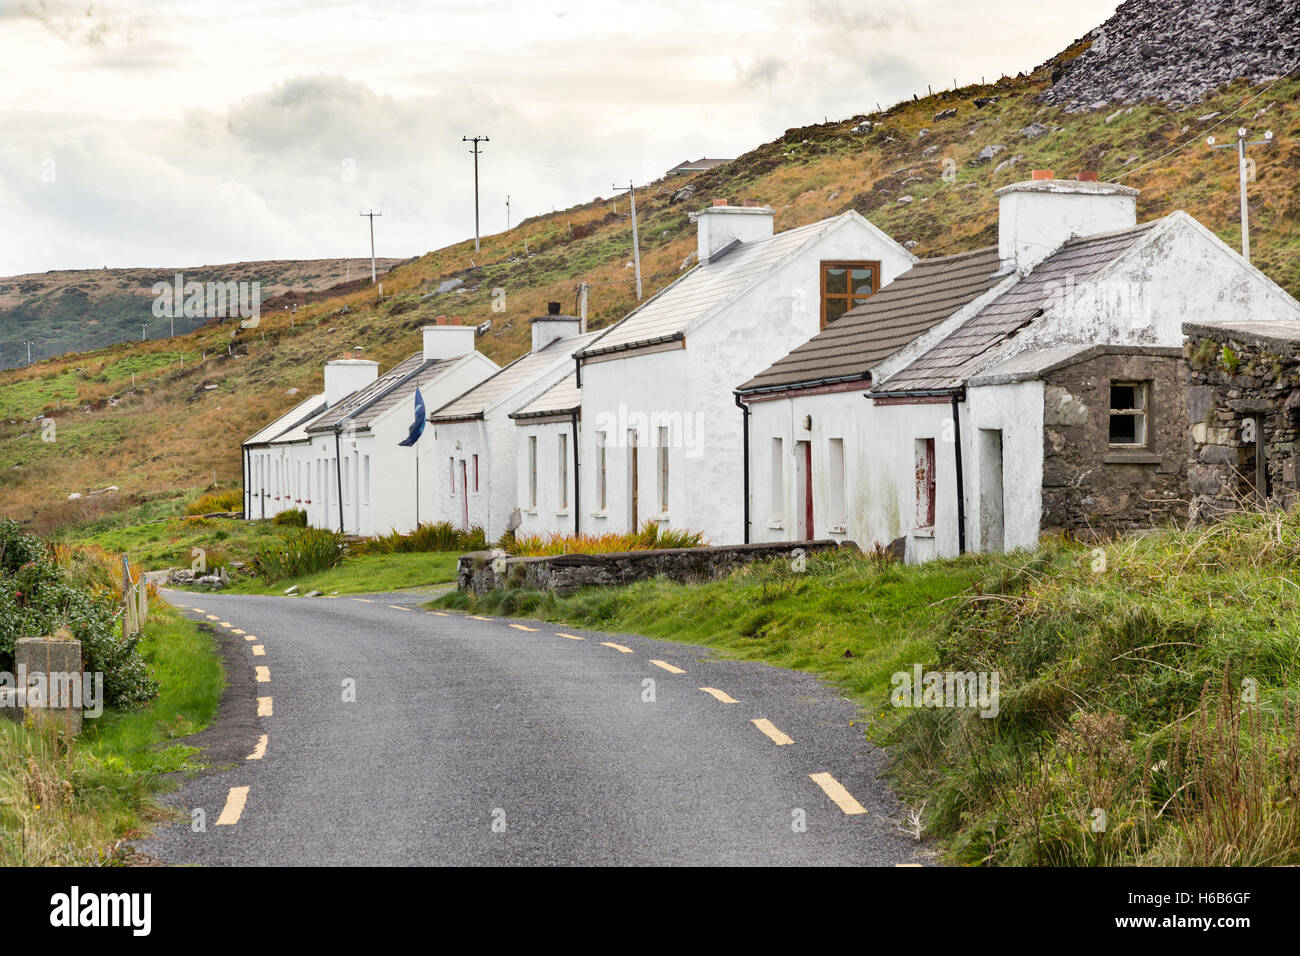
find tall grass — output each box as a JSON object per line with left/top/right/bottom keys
{"left": 507, "top": 522, "right": 705, "bottom": 556}
{"left": 250, "top": 527, "right": 344, "bottom": 583}
{"left": 351, "top": 521, "right": 486, "bottom": 555}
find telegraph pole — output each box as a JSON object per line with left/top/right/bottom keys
{"left": 24, "top": 340, "right": 34, "bottom": 365}
{"left": 1207, "top": 127, "right": 1274, "bottom": 264}
{"left": 506, "top": 194, "right": 511, "bottom": 232}
{"left": 612, "top": 181, "right": 643, "bottom": 300}
{"left": 462, "top": 135, "right": 489, "bottom": 252}
{"left": 359, "top": 210, "right": 382, "bottom": 283}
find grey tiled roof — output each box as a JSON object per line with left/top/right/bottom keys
{"left": 305, "top": 353, "right": 459, "bottom": 433}
{"left": 244, "top": 393, "right": 327, "bottom": 446}
{"left": 576, "top": 215, "right": 853, "bottom": 358}
{"left": 430, "top": 332, "right": 599, "bottom": 422}
{"left": 509, "top": 373, "right": 581, "bottom": 419}
{"left": 737, "top": 246, "right": 1002, "bottom": 393}
{"left": 878, "top": 220, "right": 1161, "bottom": 394}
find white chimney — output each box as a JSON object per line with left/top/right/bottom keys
{"left": 422, "top": 323, "right": 476, "bottom": 361}
{"left": 996, "top": 173, "right": 1138, "bottom": 272}
{"left": 323, "top": 359, "right": 378, "bottom": 406}
{"left": 694, "top": 200, "right": 774, "bottom": 262}
{"left": 531, "top": 301, "right": 582, "bottom": 353}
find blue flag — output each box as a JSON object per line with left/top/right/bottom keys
{"left": 398, "top": 386, "right": 427, "bottom": 446}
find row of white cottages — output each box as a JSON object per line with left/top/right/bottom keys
{"left": 244, "top": 174, "right": 1300, "bottom": 562}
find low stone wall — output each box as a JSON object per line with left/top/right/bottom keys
{"left": 458, "top": 540, "right": 853, "bottom": 595}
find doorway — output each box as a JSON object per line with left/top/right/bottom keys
{"left": 794, "top": 440, "right": 812, "bottom": 540}
{"left": 978, "top": 429, "right": 1004, "bottom": 553}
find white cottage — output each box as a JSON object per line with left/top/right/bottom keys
{"left": 741, "top": 172, "right": 1300, "bottom": 562}
{"left": 427, "top": 304, "right": 599, "bottom": 540}
{"left": 301, "top": 324, "right": 499, "bottom": 535}
{"left": 508, "top": 373, "right": 582, "bottom": 537}
{"left": 574, "top": 200, "right": 914, "bottom": 545}
{"left": 242, "top": 358, "right": 377, "bottom": 521}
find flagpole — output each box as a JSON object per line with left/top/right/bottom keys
{"left": 415, "top": 448, "right": 420, "bottom": 527}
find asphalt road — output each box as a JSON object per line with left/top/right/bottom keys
{"left": 136, "top": 587, "right": 925, "bottom": 866}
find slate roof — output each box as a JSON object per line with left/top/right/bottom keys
{"left": 509, "top": 373, "right": 581, "bottom": 420}
{"left": 305, "top": 353, "right": 460, "bottom": 433}
{"left": 576, "top": 214, "right": 860, "bottom": 359}
{"left": 967, "top": 344, "right": 1183, "bottom": 387}
{"left": 877, "top": 220, "right": 1161, "bottom": 394}
{"left": 737, "top": 246, "right": 1003, "bottom": 393}
{"left": 430, "top": 332, "right": 599, "bottom": 422}
{"left": 243, "top": 393, "right": 327, "bottom": 447}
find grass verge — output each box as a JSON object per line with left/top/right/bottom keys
{"left": 0, "top": 604, "right": 221, "bottom": 865}
{"left": 218, "top": 551, "right": 461, "bottom": 595}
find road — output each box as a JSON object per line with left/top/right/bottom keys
{"left": 136, "top": 587, "right": 924, "bottom": 866}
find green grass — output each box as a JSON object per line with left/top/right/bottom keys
{"left": 69, "top": 514, "right": 287, "bottom": 571}
{"left": 0, "top": 603, "right": 222, "bottom": 865}
{"left": 218, "top": 551, "right": 461, "bottom": 595}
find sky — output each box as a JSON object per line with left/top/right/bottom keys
{"left": 0, "top": 0, "right": 1122, "bottom": 274}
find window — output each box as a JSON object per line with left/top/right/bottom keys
{"left": 821, "top": 260, "right": 880, "bottom": 328}
{"left": 657, "top": 426, "right": 670, "bottom": 513}
{"left": 597, "top": 432, "right": 608, "bottom": 510}
{"left": 1109, "top": 382, "right": 1148, "bottom": 447}
{"left": 528, "top": 436, "right": 538, "bottom": 509}
{"left": 770, "top": 437, "right": 784, "bottom": 521}
{"left": 828, "top": 438, "right": 846, "bottom": 530}
{"left": 362, "top": 455, "right": 371, "bottom": 505}
{"left": 473, "top": 454, "right": 479, "bottom": 492}
{"left": 915, "top": 438, "right": 936, "bottom": 529}
{"left": 558, "top": 434, "right": 568, "bottom": 510}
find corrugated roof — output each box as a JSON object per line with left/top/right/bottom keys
{"left": 576, "top": 215, "right": 850, "bottom": 358}
{"left": 243, "top": 393, "right": 327, "bottom": 447}
{"left": 305, "top": 352, "right": 461, "bottom": 433}
{"left": 510, "top": 373, "right": 581, "bottom": 419}
{"left": 430, "top": 331, "right": 599, "bottom": 422}
{"left": 878, "top": 220, "right": 1161, "bottom": 394}
{"left": 737, "top": 246, "right": 1002, "bottom": 393}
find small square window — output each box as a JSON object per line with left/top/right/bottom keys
{"left": 1109, "top": 382, "right": 1148, "bottom": 447}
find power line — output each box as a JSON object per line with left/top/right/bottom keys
{"left": 1206, "top": 126, "right": 1275, "bottom": 263}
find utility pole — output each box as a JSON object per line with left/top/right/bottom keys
{"left": 506, "top": 194, "right": 511, "bottom": 232}
{"left": 612, "top": 181, "right": 643, "bottom": 300}
{"left": 24, "top": 340, "right": 34, "bottom": 365}
{"left": 579, "top": 281, "right": 588, "bottom": 334}
{"left": 1207, "top": 127, "right": 1274, "bottom": 264}
{"left": 360, "top": 210, "right": 382, "bottom": 283}
{"left": 141, "top": 322, "right": 147, "bottom": 340}
{"left": 462, "top": 135, "right": 489, "bottom": 252}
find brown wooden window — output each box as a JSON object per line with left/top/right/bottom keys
{"left": 915, "top": 438, "right": 936, "bottom": 528}
{"left": 821, "top": 260, "right": 880, "bottom": 328}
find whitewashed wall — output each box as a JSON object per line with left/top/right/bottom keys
{"left": 514, "top": 419, "right": 580, "bottom": 537}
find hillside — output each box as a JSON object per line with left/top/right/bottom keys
{"left": 0, "top": 257, "right": 407, "bottom": 371}
{"left": 1, "top": 31, "right": 1298, "bottom": 534}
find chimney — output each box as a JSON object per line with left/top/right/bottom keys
{"left": 323, "top": 358, "right": 378, "bottom": 406}
{"left": 530, "top": 300, "right": 582, "bottom": 353}
{"left": 422, "top": 319, "right": 476, "bottom": 361}
{"left": 995, "top": 176, "right": 1139, "bottom": 272}
{"left": 694, "top": 202, "right": 774, "bottom": 262}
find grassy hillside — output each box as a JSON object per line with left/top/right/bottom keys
{"left": 2, "top": 52, "right": 1297, "bottom": 535}
{"left": 0, "top": 257, "right": 406, "bottom": 371}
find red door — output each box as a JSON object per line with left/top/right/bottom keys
{"left": 460, "top": 460, "right": 469, "bottom": 530}
{"left": 803, "top": 441, "right": 814, "bottom": 540}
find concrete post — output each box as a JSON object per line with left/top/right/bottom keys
{"left": 14, "top": 632, "right": 84, "bottom": 736}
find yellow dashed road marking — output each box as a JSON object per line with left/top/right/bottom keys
{"left": 388, "top": 605, "right": 411, "bottom": 612}
{"left": 205, "top": 614, "right": 220, "bottom": 621}
{"left": 353, "top": 598, "right": 374, "bottom": 604}
{"left": 257, "top": 696, "right": 273, "bottom": 716}
{"left": 219, "top": 622, "right": 233, "bottom": 628}
{"left": 751, "top": 718, "right": 794, "bottom": 746}
{"left": 700, "top": 686, "right": 738, "bottom": 703}
{"left": 600, "top": 642, "right": 633, "bottom": 654}
{"left": 556, "top": 632, "right": 584, "bottom": 640}
{"left": 252, "top": 645, "right": 265, "bottom": 656}
{"left": 232, "top": 629, "right": 246, "bottom": 635}
{"left": 215, "top": 786, "right": 250, "bottom": 825}
{"left": 246, "top": 735, "right": 268, "bottom": 760}
{"left": 470, "top": 615, "right": 492, "bottom": 621}
{"left": 255, "top": 666, "right": 270, "bottom": 683}
{"left": 244, "top": 634, "right": 257, "bottom": 642}
{"left": 651, "top": 660, "right": 686, "bottom": 674}
{"left": 809, "top": 772, "right": 868, "bottom": 815}
{"left": 190, "top": 608, "right": 205, "bottom": 614}
{"left": 428, "top": 611, "right": 449, "bottom": 617}
{"left": 509, "top": 624, "right": 538, "bottom": 632}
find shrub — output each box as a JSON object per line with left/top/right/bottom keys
{"left": 351, "top": 521, "right": 486, "bottom": 555}
{"left": 272, "top": 508, "right": 308, "bottom": 527}
{"left": 250, "top": 528, "right": 344, "bottom": 583}
{"left": 186, "top": 489, "right": 242, "bottom": 515}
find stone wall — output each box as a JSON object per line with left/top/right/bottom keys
{"left": 1041, "top": 349, "right": 1189, "bottom": 534}
{"left": 458, "top": 540, "right": 852, "bottom": 595}
{"left": 1184, "top": 325, "right": 1300, "bottom": 516}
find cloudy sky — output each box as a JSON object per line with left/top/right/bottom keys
{"left": 0, "top": 0, "right": 1120, "bottom": 274}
